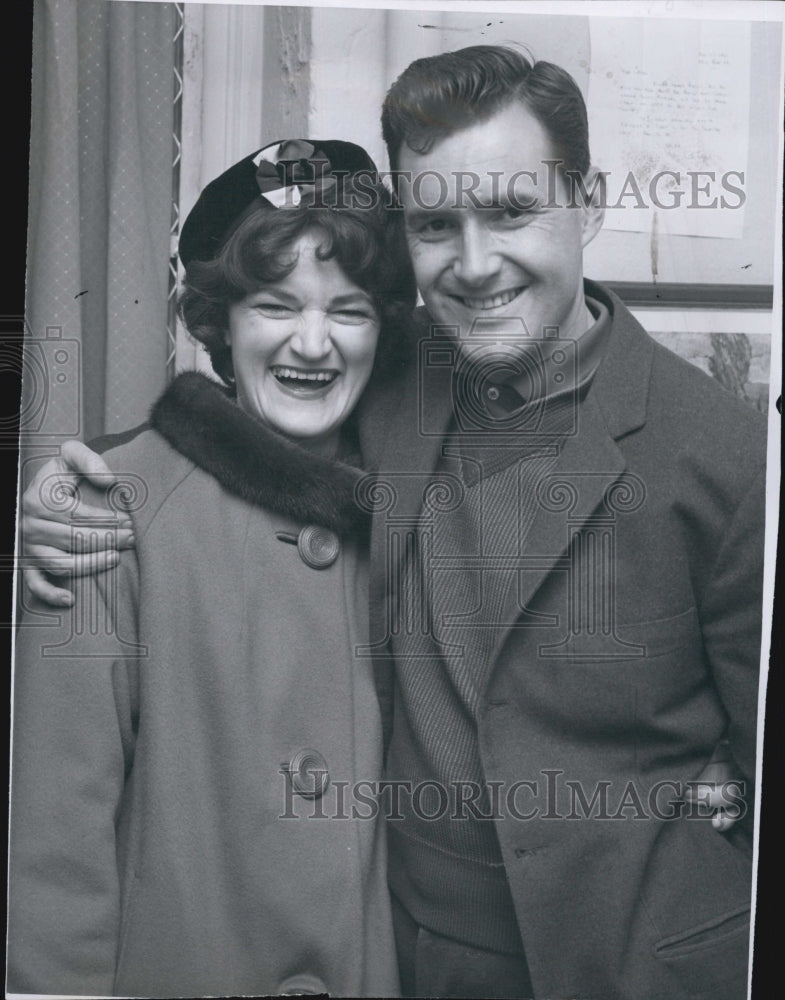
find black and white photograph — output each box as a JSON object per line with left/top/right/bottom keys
{"left": 6, "top": 1, "right": 783, "bottom": 998}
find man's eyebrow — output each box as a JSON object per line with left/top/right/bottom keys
{"left": 403, "top": 194, "right": 542, "bottom": 218}
{"left": 489, "top": 185, "right": 543, "bottom": 210}
{"left": 482, "top": 194, "right": 540, "bottom": 210}
{"left": 402, "top": 205, "right": 453, "bottom": 223}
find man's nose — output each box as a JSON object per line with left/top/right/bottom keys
{"left": 452, "top": 222, "right": 501, "bottom": 286}
{"left": 290, "top": 311, "right": 332, "bottom": 359}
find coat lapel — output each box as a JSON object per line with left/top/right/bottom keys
{"left": 359, "top": 285, "right": 656, "bottom": 661}
{"left": 488, "top": 389, "right": 628, "bottom": 664}
{"left": 488, "top": 282, "right": 655, "bottom": 666}
{"left": 358, "top": 315, "right": 455, "bottom": 650}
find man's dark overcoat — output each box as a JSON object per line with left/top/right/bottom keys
{"left": 359, "top": 279, "right": 767, "bottom": 1000}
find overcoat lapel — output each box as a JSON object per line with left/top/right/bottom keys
{"left": 360, "top": 348, "right": 455, "bottom": 649}
{"left": 488, "top": 282, "right": 656, "bottom": 669}
{"left": 359, "top": 284, "right": 655, "bottom": 660}
{"left": 488, "top": 388, "right": 628, "bottom": 666}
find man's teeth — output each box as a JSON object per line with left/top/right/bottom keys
{"left": 459, "top": 287, "right": 524, "bottom": 310}
{"left": 271, "top": 367, "right": 337, "bottom": 383}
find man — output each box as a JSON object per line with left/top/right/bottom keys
{"left": 21, "top": 47, "right": 766, "bottom": 1000}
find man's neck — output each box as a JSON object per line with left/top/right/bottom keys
{"left": 503, "top": 294, "right": 611, "bottom": 404}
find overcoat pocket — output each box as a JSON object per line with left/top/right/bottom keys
{"left": 549, "top": 606, "right": 701, "bottom": 662}
{"left": 653, "top": 904, "right": 750, "bottom": 997}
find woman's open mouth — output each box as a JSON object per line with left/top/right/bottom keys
{"left": 270, "top": 366, "right": 340, "bottom": 395}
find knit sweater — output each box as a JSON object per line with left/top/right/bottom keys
{"left": 386, "top": 300, "right": 610, "bottom": 952}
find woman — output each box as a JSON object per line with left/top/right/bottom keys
{"left": 8, "top": 139, "right": 416, "bottom": 997}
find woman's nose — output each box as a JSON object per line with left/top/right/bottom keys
{"left": 290, "top": 311, "right": 332, "bottom": 359}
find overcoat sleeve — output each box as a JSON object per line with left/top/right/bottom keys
{"left": 7, "top": 552, "right": 140, "bottom": 995}
{"left": 699, "top": 464, "right": 768, "bottom": 785}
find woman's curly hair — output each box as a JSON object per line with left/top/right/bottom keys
{"left": 178, "top": 180, "right": 417, "bottom": 386}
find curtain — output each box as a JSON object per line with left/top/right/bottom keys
{"left": 25, "top": 0, "right": 177, "bottom": 444}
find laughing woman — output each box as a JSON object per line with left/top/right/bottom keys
{"left": 8, "top": 140, "right": 415, "bottom": 997}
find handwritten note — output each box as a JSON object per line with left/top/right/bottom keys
{"left": 587, "top": 20, "right": 750, "bottom": 239}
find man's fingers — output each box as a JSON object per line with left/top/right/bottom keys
{"left": 689, "top": 760, "right": 735, "bottom": 791}
{"left": 24, "top": 545, "right": 120, "bottom": 578}
{"left": 66, "top": 549, "right": 122, "bottom": 576}
{"left": 685, "top": 785, "right": 728, "bottom": 811}
{"left": 60, "top": 439, "right": 117, "bottom": 488}
{"left": 21, "top": 512, "right": 134, "bottom": 550}
{"left": 23, "top": 566, "right": 74, "bottom": 607}
{"left": 22, "top": 445, "right": 120, "bottom": 536}
{"left": 685, "top": 760, "right": 745, "bottom": 828}
{"left": 20, "top": 516, "right": 76, "bottom": 550}
{"left": 22, "top": 457, "right": 72, "bottom": 521}
{"left": 711, "top": 809, "right": 737, "bottom": 832}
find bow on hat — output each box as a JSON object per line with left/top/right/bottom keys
{"left": 253, "top": 139, "right": 338, "bottom": 208}
{"left": 177, "top": 137, "right": 380, "bottom": 267}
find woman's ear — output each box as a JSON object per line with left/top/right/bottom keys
{"left": 579, "top": 165, "right": 606, "bottom": 249}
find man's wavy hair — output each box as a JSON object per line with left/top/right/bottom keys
{"left": 179, "top": 183, "right": 417, "bottom": 386}
{"left": 381, "top": 45, "right": 591, "bottom": 177}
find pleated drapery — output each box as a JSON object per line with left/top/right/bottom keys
{"left": 25, "top": 0, "right": 176, "bottom": 441}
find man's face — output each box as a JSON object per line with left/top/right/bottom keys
{"left": 397, "top": 101, "right": 604, "bottom": 344}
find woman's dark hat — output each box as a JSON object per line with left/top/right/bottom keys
{"left": 178, "top": 139, "right": 380, "bottom": 268}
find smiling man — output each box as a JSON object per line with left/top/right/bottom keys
{"left": 357, "top": 46, "right": 766, "bottom": 1000}
{"left": 395, "top": 100, "right": 602, "bottom": 347}
{"left": 19, "top": 45, "right": 767, "bottom": 1000}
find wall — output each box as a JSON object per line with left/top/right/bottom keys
{"left": 175, "top": 2, "right": 781, "bottom": 411}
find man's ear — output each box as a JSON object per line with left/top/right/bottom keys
{"left": 580, "top": 165, "right": 606, "bottom": 248}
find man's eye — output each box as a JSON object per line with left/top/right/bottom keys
{"left": 424, "top": 218, "right": 452, "bottom": 232}
{"left": 409, "top": 217, "right": 454, "bottom": 238}
{"left": 256, "top": 302, "right": 292, "bottom": 314}
{"left": 497, "top": 205, "right": 530, "bottom": 225}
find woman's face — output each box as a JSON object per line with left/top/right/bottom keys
{"left": 226, "top": 232, "right": 380, "bottom": 452}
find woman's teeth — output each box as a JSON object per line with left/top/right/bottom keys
{"left": 459, "top": 287, "right": 524, "bottom": 310}
{"left": 271, "top": 366, "right": 338, "bottom": 385}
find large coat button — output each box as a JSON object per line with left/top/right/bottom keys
{"left": 278, "top": 973, "right": 329, "bottom": 994}
{"left": 297, "top": 525, "right": 340, "bottom": 569}
{"left": 286, "top": 748, "right": 330, "bottom": 798}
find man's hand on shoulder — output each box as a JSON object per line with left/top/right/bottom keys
{"left": 21, "top": 440, "right": 135, "bottom": 607}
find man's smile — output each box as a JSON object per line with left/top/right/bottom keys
{"left": 450, "top": 285, "right": 526, "bottom": 311}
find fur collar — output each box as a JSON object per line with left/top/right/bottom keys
{"left": 150, "top": 372, "right": 368, "bottom": 536}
